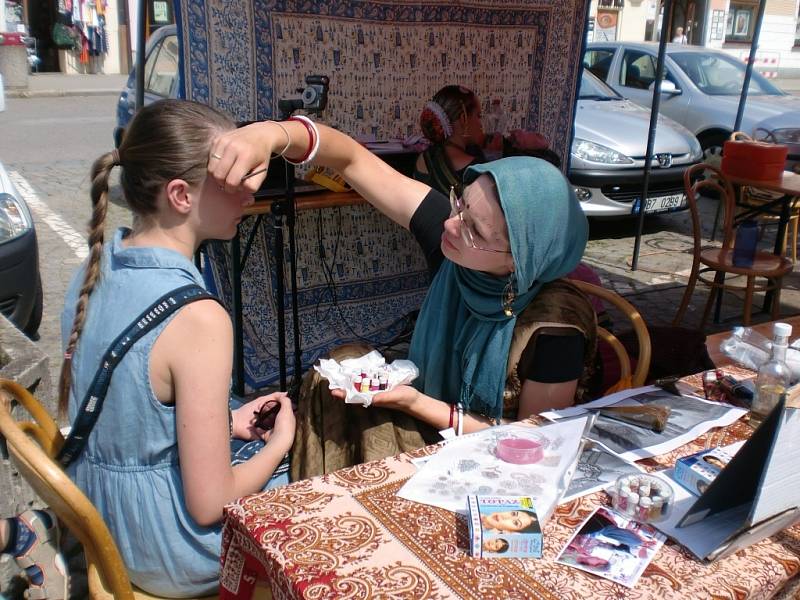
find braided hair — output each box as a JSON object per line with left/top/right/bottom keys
{"left": 419, "top": 85, "right": 478, "bottom": 144}
{"left": 57, "top": 99, "right": 234, "bottom": 417}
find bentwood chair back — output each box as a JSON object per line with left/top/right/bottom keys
{"left": 672, "top": 163, "right": 793, "bottom": 329}
{"left": 0, "top": 379, "right": 223, "bottom": 600}
{"left": 569, "top": 280, "right": 652, "bottom": 389}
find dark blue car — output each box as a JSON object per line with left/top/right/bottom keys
{"left": 114, "top": 25, "right": 180, "bottom": 147}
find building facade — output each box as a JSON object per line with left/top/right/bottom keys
{"left": 588, "top": 0, "right": 800, "bottom": 74}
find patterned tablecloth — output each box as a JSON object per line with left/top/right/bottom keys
{"left": 219, "top": 373, "right": 800, "bottom": 599}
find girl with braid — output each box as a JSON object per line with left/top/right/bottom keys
{"left": 58, "top": 99, "right": 295, "bottom": 597}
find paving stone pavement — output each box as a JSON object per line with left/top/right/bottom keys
{"left": 583, "top": 198, "right": 800, "bottom": 337}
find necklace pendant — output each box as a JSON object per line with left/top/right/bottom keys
{"left": 503, "top": 306, "right": 514, "bottom": 317}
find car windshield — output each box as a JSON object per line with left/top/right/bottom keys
{"left": 579, "top": 69, "right": 622, "bottom": 100}
{"left": 670, "top": 52, "right": 784, "bottom": 96}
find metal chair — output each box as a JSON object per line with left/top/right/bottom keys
{"left": 672, "top": 163, "right": 793, "bottom": 329}
{"left": 569, "top": 280, "right": 652, "bottom": 389}
{"left": 0, "top": 380, "right": 271, "bottom": 599}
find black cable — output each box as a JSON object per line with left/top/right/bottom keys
{"left": 314, "top": 206, "right": 416, "bottom": 350}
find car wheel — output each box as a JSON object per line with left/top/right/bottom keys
{"left": 23, "top": 273, "right": 43, "bottom": 339}
{"left": 697, "top": 131, "right": 730, "bottom": 199}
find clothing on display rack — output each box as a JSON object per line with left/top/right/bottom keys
{"left": 56, "top": 0, "right": 109, "bottom": 64}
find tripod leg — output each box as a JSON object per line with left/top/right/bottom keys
{"left": 273, "top": 214, "right": 287, "bottom": 392}
{"left": 287, "top": 199, "right": 302, "bottom": 399}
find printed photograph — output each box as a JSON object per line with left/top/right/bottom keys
{"left": 557, "top": 506, "right": 665, "bottom": 587}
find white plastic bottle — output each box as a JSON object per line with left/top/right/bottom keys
{"left": 751, "top": 322, "right": 792, "bottom": 427}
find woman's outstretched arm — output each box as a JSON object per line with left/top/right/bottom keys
{"left": 209, "top": 121, "right": 432, "bottom": 230}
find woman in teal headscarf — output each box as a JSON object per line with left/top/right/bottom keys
{"left": 208, "top": 121, "right": 598, "bottom": 479}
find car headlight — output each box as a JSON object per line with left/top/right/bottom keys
{"left": 571, "top": 139, "right": 634, "bottom": 164}
{"left": 0, "top": 192, "right": 33, "bottom": 244}
{"left": 766, "top": 128, "right": 800, "bottom": 144}
{"left": 689, "top": 136, "right": 703, "bottom": 160}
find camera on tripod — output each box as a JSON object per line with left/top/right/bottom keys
{"left": 278, "top": 74, "right": 330, "bottom": 118}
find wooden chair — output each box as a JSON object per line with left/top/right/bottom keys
{"left": 729, "top": 131, "right": 800, "bottom": 262}
{"left": 0, "top": 379, "right": 271, "bottom": 600}
{"left": 569, "top": 280, "right": 652, "bottom": 389}
{"left": 672, "top": 163, "right": 793, "bottom": 329}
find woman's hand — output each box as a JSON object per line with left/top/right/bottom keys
{"left": 330, "top": 385, "right": 421, "bottom": 412}
{"left": 509, "top": 129, "right": 549, "bottom": 151}
{"left": 208, "top": 121, "right": 301, "bottom": 194}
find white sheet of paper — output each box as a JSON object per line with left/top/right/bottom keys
{"left": 542, "top": 386, "right": 747, "bottom": 461}
{"left": 397, "top": 419, "right": 588, "bottom": 522}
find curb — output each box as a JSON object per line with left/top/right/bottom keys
{"left": 6, "top": 88, "right": 121, "bottom": 98}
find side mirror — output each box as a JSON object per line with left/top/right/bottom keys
{"left": 656, "top": 80, "right": 682, "bottom": 95}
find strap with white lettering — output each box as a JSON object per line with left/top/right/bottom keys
{"left": 58, "top": 284, "right": 216, "bottom": 468}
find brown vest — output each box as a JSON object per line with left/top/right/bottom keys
{"left": 502, "top": 279, "right": 598, "bottom": 418}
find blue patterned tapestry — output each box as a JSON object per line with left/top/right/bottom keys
{"left": 175, "top": 0, "right": 588, "bottom": 162}
{"left": 175, "top": 0, "right": 589, "bottom": 389}
{"left": 204, "top": 204, "right": 429, "bottom": 389}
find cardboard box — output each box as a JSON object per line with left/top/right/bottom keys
{"left": 467, "top": 495, "right": 543, "bottom": 558}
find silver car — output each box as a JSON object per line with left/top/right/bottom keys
{"left": 753, "top": 111, "right": 800, "bottom": 173}
{"left": 569, "top": 69, "right": 702, "bottom": 217}
{"left": 585, "top": 41, "right": 800, "bottom": 167}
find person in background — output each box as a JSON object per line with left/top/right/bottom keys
{"left": 208, "top": 116, "right": 598, "bottom": 480}
{"left": 412, "top": 85, "right": 555, "bottom": 195}
{"left": 672, "top": 26, "right": 688, "bottom": 44}
{"left": 0, "top": 510, "right": 67, "bottom": 599}
{"left": 58, "top": 99, "right": 295, "bottom": 597}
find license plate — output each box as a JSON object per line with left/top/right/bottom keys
{"left": 641, "top": 193, "right": 687, "bottom": 214}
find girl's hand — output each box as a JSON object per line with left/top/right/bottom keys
{"left": 331, "top": 385, "right": 420, "bottom": 412}
{"left": 208, "top": 121, "right": 291, "bottom": 194}
{"left": 262, "top": 394, "right": 296, "bottom": 453}
{"left": 231, "top": 392, "right": 290, "bottom": 440}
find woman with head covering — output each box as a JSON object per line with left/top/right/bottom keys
{"left": 210, "top": 119, "right": 597, "bottom": 479}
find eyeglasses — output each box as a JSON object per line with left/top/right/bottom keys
{"left": 449, "top": 187, "right": 512, "bottom": 254}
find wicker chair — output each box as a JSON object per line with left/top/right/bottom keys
{"left": 0, "top": 379, "right": 271, "bottom": 599}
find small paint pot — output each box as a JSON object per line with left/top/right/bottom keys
{"left": 495, "top": 437, "right": 544, "bottom": 465}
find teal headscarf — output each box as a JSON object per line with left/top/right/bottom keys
{"left": 408, "top": 156, "right": 589, "bottom": 420}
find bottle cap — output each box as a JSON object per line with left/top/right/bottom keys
{"left": 774, "top": 322, "right": 792, "bottom": 338}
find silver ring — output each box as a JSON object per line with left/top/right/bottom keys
{"left": 211, "top": 153, "right": 223, "bottom": 160}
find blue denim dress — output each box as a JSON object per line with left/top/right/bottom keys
{"left": 61, "top": 228, "right": 288, "bottom": 597}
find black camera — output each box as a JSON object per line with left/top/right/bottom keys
{"left": 278, "top": 74, "right": 330, "bottom": 118}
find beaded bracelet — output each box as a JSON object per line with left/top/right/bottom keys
{"left": 285, "top": 115, "right": 321, "bottom": 165}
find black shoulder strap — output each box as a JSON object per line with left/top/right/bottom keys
{"left": 58, "top": 284, "right": 218, "bottom": 468}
